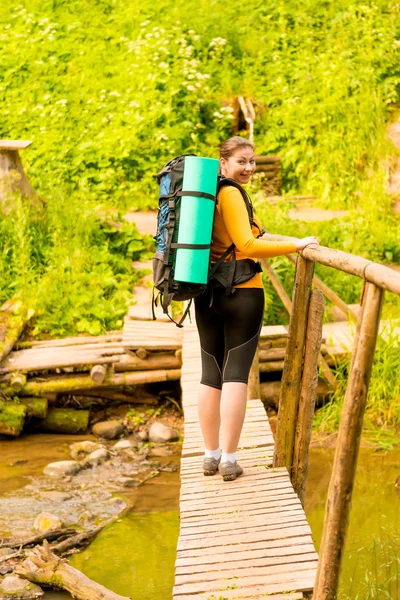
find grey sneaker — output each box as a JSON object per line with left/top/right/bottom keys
{"left": 219, "top": 461, "right": 243, "bottom": 482}
{"left": 203, "top": 456, "right": 221, "bottom": 476}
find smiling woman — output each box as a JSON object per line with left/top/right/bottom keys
{"left": 194, "top": 135, "right": 319, "bottom": 482}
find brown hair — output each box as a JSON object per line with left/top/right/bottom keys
{"left": 220, "top": 136, "right": 255, "bottom": 160}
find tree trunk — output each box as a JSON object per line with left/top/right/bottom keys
{"left": 1, "top": 368, "right": 181, "bottom": 396}
{"left": 15, "top": 542, "right": 131, "bottom": 600}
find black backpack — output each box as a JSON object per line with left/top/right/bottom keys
{"left": 152, "top": 155, "right": 263, "bottom": 326}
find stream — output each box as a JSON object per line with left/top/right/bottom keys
{"left": 1, "top": 435, "right": 399, "bottom": 599}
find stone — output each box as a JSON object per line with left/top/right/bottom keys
{"left": 70, "top": 440, "right": 102, "bottom": 460}
{"left": 40, "top": 491, "right": 72, "bottom": 503}
{"left": 149, "top": 422, "right": 179, "bottom": 444}
{"left": 151, "top": 445, "right": 172, "bottom": 457}
{"left": 119, "top": 477, "right": 140, "bottom": 488}
{"left": 0, "top": 575, "right": 43, "bottom": 598}
{"left": 34, "top": 512, "right": 63, "bottom": 532}
{"left": 92, "top": 420, "right": 124, "bottom": 440}
{"left": 113, "top": 439, "right": 134, "bottom": 451}
{"left": 43, "top": 460, "right": 81, "bottom": 477}
{"left": 82, "top": 448, "right": 109, "bottom": 466}
{"left": 137, "top": 430, "right": 149, "bottom": 442}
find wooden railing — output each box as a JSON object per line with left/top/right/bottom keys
{"left": 258, "top": 234, "right": 400, "bottom": 600}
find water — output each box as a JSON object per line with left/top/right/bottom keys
{"left": 1, "top": 434, "right": 399, "bottom": 599}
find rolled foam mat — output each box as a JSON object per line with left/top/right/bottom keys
{"left": 174, "top": 156, "right": 219, "bottom": 284}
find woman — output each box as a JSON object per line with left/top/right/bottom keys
{"left": 194, "top": 136, "right": 318, "bottom": 482}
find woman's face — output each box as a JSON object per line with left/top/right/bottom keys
{"left": 220, "top": 146, "right": 256, "bottom": 185}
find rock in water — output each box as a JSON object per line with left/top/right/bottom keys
{"left": 34, "top": 512, "right": 63, "bottom": 532}
{"left": 113, "top": 439, "right": 134, "bottom": 451}
{"left": 43, "top": 460, "right": 81, "bottom": 477}
{"left": 70, "top": 440, "right": 102, "bottom": 460}
{"left": 0, "top": 574, "right": 43, "bottom": 598}
{"left": 92, "top": 420, "right": 124, "bottom": 439}
{"left": 40, "top": 491, "right": 72, "bottom": 503}
{"left": 82, "top": 448, "right": 109, "bottom": 466}
{"left": 149, "top": 422, "right": 179, "bottom": 443}
{"left": 137, "top": 430, "right": 149, "bottom": 442}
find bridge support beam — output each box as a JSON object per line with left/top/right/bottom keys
{"left": 313, "top": 282, "right": 384, "bottom": 600}
{"left": 292, "top": 288, "right": 325, "bottom": 506}
{"left": 273, "top": 256, "right": 314, "bottom": 471}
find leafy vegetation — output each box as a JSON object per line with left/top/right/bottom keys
{"left": 0, "top": 0, "right": 399, "bottom": 439}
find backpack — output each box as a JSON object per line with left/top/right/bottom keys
{"left": 152, "top": 155, "right": 263, "bottom": 327}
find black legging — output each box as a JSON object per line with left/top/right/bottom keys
{"left": 194, "top": 288, "right": 265, "bottom": 389}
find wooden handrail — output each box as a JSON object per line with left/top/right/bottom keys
{"left": 262, "top": 233, "right": 400, "bottom": 296}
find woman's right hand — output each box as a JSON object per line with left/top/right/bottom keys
{"left": 295, "top": 236, "right": 319, "bottom": 251}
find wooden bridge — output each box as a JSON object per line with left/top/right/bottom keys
{"left": 123, "top": 236, "right": 400, "bottom": 599}
{"left": 173, "top": 322, "right": 318, "bottom": 599}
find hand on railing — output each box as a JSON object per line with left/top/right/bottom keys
{"left": 295, "top": 236, "right": 319, "bottom": 251}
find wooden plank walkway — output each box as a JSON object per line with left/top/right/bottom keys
{"left": 174, "top": 323, "right": 318, "bottom": 599}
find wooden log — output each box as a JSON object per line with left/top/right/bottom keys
{"left": 1, "top": 369, "right": 181, "bottom": 396}
{"left": 36, "top": 408, "right": 90, "bottom": 434}
{"left": 90, "top": 365, "right": 107, "bottom": 384}
{"left": 1, "top": 528, "right": 77, "bottom": 551}
{"left": 247, "top": 345, "right": 260, "bottom": 400}
{"left": 273, "top": 257, "right": 314, "bottom": 470}
{"left": 10, "top": 372, "right": 27, "bottom": 391}
{"left": 292, "top": 290, "right": 325, "bottom": 505}
{"left": 262, "top": 232, "right": 400, "bottom": 297}
{"left": 313, "top": 282, "right": 384, "bottom": 600}
{"left": 0, "top": 348, "right": 124, "bottom": 374}
{"left": 69, "top": 389, "right": 159, "bottom": 405}
{"left": 0, "top": 401, "right": 26, "bottom": 436}
{"left": 285, "top": 253, "right": 358, "bottom": 322}
{"left": 114, "top": 353, "right": 181, "bottom": 372}
{"left": 15, "top": 333, "right": 122, "bottom": 350}
{"left": 260, "top": 379, "right": 331, "bottom": 409}
{"left": 15, "top": 541, "right": 130, "bottom": 600}
{"left": 20, "top": 396, "right": 48, "bottom": 419}
{"left": 259, "top": 360, "right": 285, "bottom": 373}
{"left": 259, "top": 336, "right": 288, "bottom": 350}
{"left": 135, "top": 348, "right": 147, "bottom": 359}
{"left": 258, "top": 347, "right": 287, "bottom": 362}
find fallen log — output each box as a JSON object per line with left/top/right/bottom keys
{"left": 0, "top": 529, "right": 76, "bottom": 551}
{"left": 0, "top": 402, "right": 26, "bottom": 436}
{"left": 90, "top": 365, "right": 107, "bottom": 384}
{"left": 1, "top": 369, "right": 181, "bottom": 396}
{"left": 114, "top": 352, "right": 181, "bottom": 372}
{"left": 68, "top": 388, "right": 159, "bottom": 405}
{"left": 20, "top": 397, "right": 48, "bottom": 419}
{"left": 261, "top": 380, "right": 331, "bottom": 409}
{"left": 35, "top": 408, "right": 89, "bottom": 434}
{"left": 15, "top": 541, "right": 131, "bottom": 600}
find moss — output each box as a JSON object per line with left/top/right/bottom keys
{"left": 0, "top": 401, "right": 26, "bottom": 436}
{"left": 38, "top": 408, "right": 89, "bottom": 434}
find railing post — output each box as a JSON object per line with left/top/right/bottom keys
{"left": 273, "top": 256, "right": 314, "bottom": 471}
{"left": 247, "top": 344, "right": 260, "bottom": 400}
{"left": 313, "top": 282, "right": 384, "bottom": 600}
{"left": 292, "top": 289, "right": 325, "bottom": 506}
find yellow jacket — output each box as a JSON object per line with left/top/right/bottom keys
{"left": 211, "top": 186, "right": 297, "bottom": 288}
